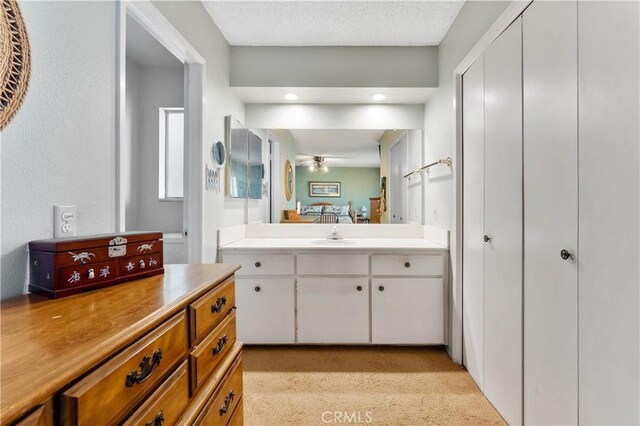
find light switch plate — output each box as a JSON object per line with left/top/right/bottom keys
{"left": 54, "top": 205, "right": 77, "bottom": 238}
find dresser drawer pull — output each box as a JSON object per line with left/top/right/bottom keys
{"left": 125, "top": 349, "right": 163, "bottom": 387}
{"left": 212, "top": 335, "right": 228, "bottom": 355}
{"left": 144, "top": 410, "right": 165, "bottom": 426}
{"left": 219, "top": 390, "right": 235, "bottom": 416}
{"left": 211, "top": 296, "right": 227, "bottom": 313}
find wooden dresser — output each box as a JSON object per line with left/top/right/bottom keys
{"left": 0, "top": 264, "right": 243, "bottom": 426}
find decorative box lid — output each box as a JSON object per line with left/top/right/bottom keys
{"left": 29, "top": 232, "right": 163, "bottom": 253}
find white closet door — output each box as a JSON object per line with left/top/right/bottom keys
{"left": 578, "top": 2, "right": 640, "bottom": 423}
{"left": 523, "top": 2, "right": 578, "bottom": 425}
{"left": 483, "top": 17, "right": 523, "bottom": 425}
{"left": 462, "top": 55, "right": 485, "bottom": 390}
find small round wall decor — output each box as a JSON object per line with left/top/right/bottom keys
{"left": 0, "top": 0, "right": 31, "bottom": 129}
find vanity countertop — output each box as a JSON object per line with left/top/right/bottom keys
{"left": 220, "top": 237, "right": 448, "bottom": 251}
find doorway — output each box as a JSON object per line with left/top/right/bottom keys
{"left": 116, "top": 1, "right": 206, "bottom": 262}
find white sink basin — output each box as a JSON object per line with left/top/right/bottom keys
{"left": 311, "top": 239, "right": 357, "bottom": 245}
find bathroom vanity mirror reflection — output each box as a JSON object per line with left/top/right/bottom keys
{"left": 265, "top": 129, "right": 426, "bottom": 225}
{"left": 225, "top": 116, "right": 249, "bottom": 198}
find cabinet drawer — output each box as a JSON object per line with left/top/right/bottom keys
{"left": 190, "top": 313, "right": 237, "bottom": 394}
{"left": 371, "top": 278, "right": 444, "bottom": 344}
{"left": 224, "top": 254, "right": 294, "bottom": 276}
{"left": 194, "top": 357, "right": 243, "bottom": 426}
{"left": 189, "top": 278, "right": 235, "bottom": 345}
{"left": 297, "top": 254, "right": 369, "bottom": 275}
{"left": 228, "top": 397, "right": 244, "bottom": 426}
{"left": 123, "top": 361, "right": 190, "bottom": 426}
{"left": 15, "top": 401, "right": 53, "bottom": 426}
{"left": 235, "top": 278, "right": 295, "bottom": 344}
{"left": 61, "top": 313, "right": 188, "bottom": 425}
{"left": 371, "top": 254, "right": 444, "bottom": 276}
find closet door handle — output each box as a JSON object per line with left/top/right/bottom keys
{"left": 560, "top": 249, "right": 572, "bottom": 260}
{"left": 484, "top": 235, "right": 490, "bottom": 243}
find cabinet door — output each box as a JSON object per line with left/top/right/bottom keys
{"left": 483, "top": 17, "right": 523, "bottom": 426}
{"left": 371, "top": 278, "right": 443, "bottom": 344}
{"left": 462, "top": 54, "right": 485, "bottom": 389}
{"left": 523, "top": 2, "right": 578, "bottom": 424}
{"left": 235, "top": 278, "right": 295, "bottom": 343}
{"left": 297, "top": 278, "right": 369, "bottom": 343}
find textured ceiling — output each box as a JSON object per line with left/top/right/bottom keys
{"left": 126, "top": 16, "right": 182, "bottom": 68}
{"left": 203, "top": 1, "right": 465, "bottom": 46}
{"left": 291, "top": 129, "right": 386, "bottom": 168}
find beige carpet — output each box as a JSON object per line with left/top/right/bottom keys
{"left": 242, "top": 346, "right": 505, "bottom": 426}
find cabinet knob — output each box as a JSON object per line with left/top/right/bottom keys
{"left": 255, "top": 261, "right": 261, "bottom": 268}
{"left": 484, "top": 235, "right": 490, "bottom": 243}
{"left": 404, "top": 262, "right": 411, "bottom": 268}
{"left": 560, "top": 249, "right": 572, "bottom": 260}
{"left": 254, "top": 286, "right": 261, "bottom": 292}
{"left": 356, "top": 285, "right": 363, "bottom": 291}
{"left": 378, "top": 285, "right": 385, "bottom": 292}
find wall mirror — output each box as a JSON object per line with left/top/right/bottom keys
{"left": 265, "top": 128, "right": 425, "bottom": 224}
{"left": 248, "top": 131, "right": 263, "bottom": 200}
{"left": 284, "top": 159, "right": 294, "bottom": 201}
{"left": 212, "top": 140, "right": 226, "bottom": 168}
{"left": 225, "top": 116, "right": 249, "bottom": 198}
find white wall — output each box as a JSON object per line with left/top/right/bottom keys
{"left": 128, "top": 64, "right": 184, "bottom": 233}
{"left": 1, "top": 1, "right": 116, "bottom": 299}
{"left": 152, "top": 1, "right": 246, "bottom": 263}
{"left": 423, "top": 1, "right": 510, "bottom": 231}
{"left": 231, "top": 46, "right": 438, "bottom": 88}
{"left": 246, "top": 104, "right": 424, "bottom": 130}
{"left": 125, "top": 59, "right": 141, "bottom": 232}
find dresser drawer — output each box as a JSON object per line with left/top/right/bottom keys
{"left": 14, "top": 402, "right": 53, "bottom": 426}
{"left": 123, "top": 361, "right": 189, "bottom": 426}
{"left": 189, "top": 278, "right": 235, "bottom": 345}
{"left": 371, "top": 254, "right": 444, "bottom": 276}
{"left": 193, "top": 357, "right": 243, "bottom": 426}
{"left": 190, "top": 312, "right": 237, "bottom": 394}
{"left": 61, "top": 312, "right": 188, "bottom": 425}
{"left": 224, "top": 254, "right": 294, "bottom": 276}
{"left": 297, "top": 254, "right": 369, "bottom": 275}
{"left": 228, "top": 397, "right": 244, "bottom": 426}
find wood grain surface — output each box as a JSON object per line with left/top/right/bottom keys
{"left": 0, "top": 263, "right": 240, "bottom": 425}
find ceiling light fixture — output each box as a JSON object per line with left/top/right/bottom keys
{"left": 372, "top": 93, "right": 386, "bottom": 101}
{"left": 285, "top": 93, "right": 298, "bottom": 101}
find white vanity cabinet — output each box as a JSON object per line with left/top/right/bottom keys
{"left": 297, "top": 277, "right": 369, "bottom": 343}
{"left": 235, "top": 277, "right": 296, "bottom": 343}
{"left": 372, "top": 278, "right": 443, "bottom": 344}
{"left": 221, "top": 246, "right": 447, "bottom": 345}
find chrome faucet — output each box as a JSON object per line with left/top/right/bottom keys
{"left": 328, "top": 225, "right": 342, "bottom": 240}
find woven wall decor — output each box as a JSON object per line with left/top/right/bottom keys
{"left": 0, "top": 0, "right": 31, "bottom": 130}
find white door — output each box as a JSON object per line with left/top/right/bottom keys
{"left": 389, "top": 135, "right": 407, "bottom": 224}
{"left": 462, "top": 54, "right": 485, "bottom": 390}
{"left": 483, "top": 17, "right": 523, "bottom": 425}
{"left": 297, "top": 277, "right": 369, "bottom": 343}
{"left": 578, "top": 2, "right": 640, "bottom": 423}
{"left": 235, "top": 278, "right": 295, "bottom": 343}
{"left": 523, "top": 2, "right": 578, "bottom": 424}
{"left": 371, "top": 278, "right": 443, "bottom": 344}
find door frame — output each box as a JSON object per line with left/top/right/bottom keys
{"left": 451, "top": 0, "right": 532, "bottom": 364}
{"left": 115, "top": 0, "right": 206, "bottom": 262}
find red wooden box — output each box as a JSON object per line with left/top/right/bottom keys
{"left": 28, "top": 232, "right": 164, "bottom": 298}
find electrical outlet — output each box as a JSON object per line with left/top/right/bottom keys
{"left": 433, "top": 206, "right": 438, "bottom": 222}
{"left": 54, "top": 205, "right": 77, "bottom": 238}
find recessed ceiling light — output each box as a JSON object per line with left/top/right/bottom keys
{"left": 285, "top": 93, "right": 298, "bottom": 101}
{"left": 372, "top": 93, "right": 386, "bottom": 101}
